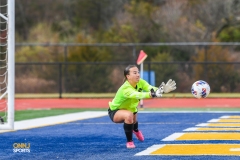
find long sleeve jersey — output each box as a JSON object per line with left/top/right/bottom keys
{"left": 109, "top": 79, "right": 158, "bottom": 112}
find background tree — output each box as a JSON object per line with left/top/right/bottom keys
{"left": 193, "top": 38, "right": 240, "bottom": 92}
{"left": 14, "top": 0, "right": 240, "bottom": 93}
{"left": 150, "top": 52, "right": 178, "bottom": 90}
{"left": 15, "top": 23, "right": 62, "bottom": 93}
{"left": 66, "top": 32, "right": 113, "bottom": 92}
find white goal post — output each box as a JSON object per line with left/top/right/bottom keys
{"left": 0, "top": 0, "right": 15, "bottom": 129}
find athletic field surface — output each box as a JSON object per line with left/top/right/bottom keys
{"left": 1, "top": 98, "right": 240, "bottom": 159}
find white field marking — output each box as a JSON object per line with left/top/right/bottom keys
{"left": 183, "top": 127, "right": 240, "bottom": 131}
{"left": 208, "top": 119, "right": 220, "bottom": 122}
{"left": 161, "top": 133, "right": 184, "bottom": 141}
{"left": 220, "top": 116, "right": 230, "bottom": 119}
{"left": 230, "top": 148, "right": 240, "bottom": 151}
{"left": 0, "top": 111, "right": 107, "bottom": 133}
{"left": 135, "top": 145, "right": 165, "bottom": 156}
{"left": 208, "top": 119, "right": 240, "bottom": 123}
{"left": 135, "top": 144, "right": 240, "bottom": 156}
{"left": 196, "top": 123, "right": 240, "bottom": 127}
{"left": 220, "top": 116, "right": 240, "bottom": 119}
{"left": 138, "top": 111, "right": 240, "bottom": 113}
{"left": 196, "top": 123, "right": 209, "bottom": 127}
{"left": 183, "top": 127, "right": 198, "bottom": 131}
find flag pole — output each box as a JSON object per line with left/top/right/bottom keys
{"left": 140, "top": 62, "right": 144, "bottom": 108}
{"left": 136, "top": 50, "right": 148, "bottom": 108}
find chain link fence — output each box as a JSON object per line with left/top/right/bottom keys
{"left": 15, "top": 61, "right": 240, "bottom": 94}
{"left": 15, "top": 43, "right": 240, "bottom": 96}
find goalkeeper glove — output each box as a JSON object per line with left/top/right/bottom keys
{"left": 161, "top": 79, "right": 176, "bottom": 93}
{"left": 150, "top": 88, "right": 163, "bottom": 98}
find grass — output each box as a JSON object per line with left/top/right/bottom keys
{"left": 14, "top": 108, "right": 106, "bottom": 121}
{"left": 3, "top": 107, "right": 238, "bottom": 121}
{"left": 0, "top": 108, "right": 106, "bottom": 122}
{"left": 15, "top": 93, "right": 240, "bottom": 98}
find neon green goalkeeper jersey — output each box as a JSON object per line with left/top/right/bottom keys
{"left": 109, "top": 79, "right": 158, "bottom": 112}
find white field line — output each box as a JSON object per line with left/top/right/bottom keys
{"left": 230, "top": 148, "right": 240, "bottom": 151}
{"left": 196, "top": 123, "right": 210, "bottom": 127}
{"left": 161, "top": 133, "right": 184, "bottom": 141}
{"left": 183, "top": 127, "right": 198, "bottom": 131}
{"left": 0, "top": 111, "right": 107, "bottom": 133}
{"left": 135, "top": 145, "right": 165, "bottom": 156}
{"left": 196, "top": 123, "right": 240, "bottom": 127}
{"left": 208, "top": 118, "right": 240, "bottom": 123}
{"left": 220, "top": 116, "right": 240, "bottom": 119}
{"left": 208, "top": 119, "right": 220, "bottom": 122}
{"left": 136, "top": 144, "right": 240, "bottom": 155}
{"left": 220, "top": 116, "right": 230, "bottom": 119}
{"left": 184, "top": 127, "right": 240, "bottom": 131}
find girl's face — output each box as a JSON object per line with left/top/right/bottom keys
{"left": 127, "top": 67, "right": 140, "bottom": 84}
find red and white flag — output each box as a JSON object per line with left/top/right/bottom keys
{"left": 137, "top": 50, "right": 147, "bottom": 65}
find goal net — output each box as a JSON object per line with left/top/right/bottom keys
{"left": 0, "top": 0, "right": 15, "bottom": 129}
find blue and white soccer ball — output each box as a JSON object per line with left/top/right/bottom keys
{"left": 191, "top": 80, "right": 210, "bottom": 99}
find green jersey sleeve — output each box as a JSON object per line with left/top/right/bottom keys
{"left": 109, "top": 79, "right": 158, "bottom": 112}
{"left": 139, "top": 79, "right": 158, "bottom": 92}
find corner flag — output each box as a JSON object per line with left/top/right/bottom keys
{"left": 136, "top": 50, "right": 148, "bottom": 108}
{"left": 137, "top": 50, "right": 147, "bottom": 65}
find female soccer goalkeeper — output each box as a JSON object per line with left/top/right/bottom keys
{"left": 108, "top": 64, "right": 176, "bottom": 149}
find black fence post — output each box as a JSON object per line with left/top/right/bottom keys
{"left": 132, "top": 46, "right": 136, "bottom": 63}
{"left": 204, "top": 45, "right": 208, "bottom": 82}
{"left": 59, "top": 63, "right": 62, "bottom": 98}
{"left": 63, "top": 45, "right": 68, "bottom": 93}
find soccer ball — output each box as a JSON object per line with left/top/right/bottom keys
{"left": 191, "top": 80, "right": 210, "bottom": 99}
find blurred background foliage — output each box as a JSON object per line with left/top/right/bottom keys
{"left": 15, "top": 0, "right": 240, "bottom": 60}
{"left": 14, "top": 0, "right": 240, "bottom": 93}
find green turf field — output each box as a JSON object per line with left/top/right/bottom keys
{"left": 12, "top": 107, "right": 240, "bottom": 121}
{"left": 14, "top": 108, "right": 104, "bottom": 121}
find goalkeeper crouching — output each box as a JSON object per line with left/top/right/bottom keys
{"left": 108, "top": 64, "right": 176, "bottom": 149}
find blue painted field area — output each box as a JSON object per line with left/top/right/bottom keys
{"left": 1, "top": 112, "right": 240, "bottom": 160}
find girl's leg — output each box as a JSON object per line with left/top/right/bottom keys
{"left": 133, "top": 113, "right": 144, "bottom": 141}
{"left": 113, "top": 110, "right": 135, "bottom": 148}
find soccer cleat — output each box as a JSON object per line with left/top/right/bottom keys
{"left": 126, "top": 141, "right": 135, "bottom": 149}
{"left": 133, "top": 130, "right": 144, "bottom": 141}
